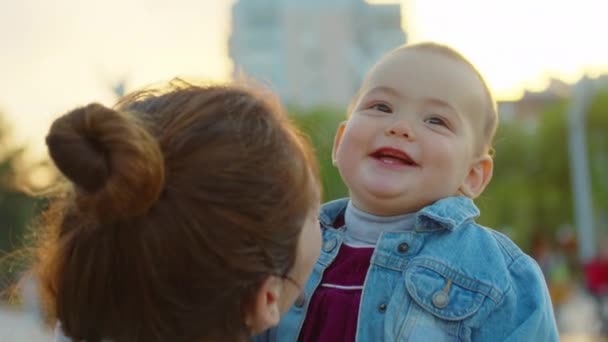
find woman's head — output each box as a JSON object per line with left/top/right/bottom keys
{"left": 36, "top": 80, "right": 321, "bottom": 341}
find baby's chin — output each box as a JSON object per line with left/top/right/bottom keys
{"left": 352, "top": 192, "right": 430, "bottom": 216}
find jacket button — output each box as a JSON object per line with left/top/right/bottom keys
{"left": 378, "top": 303, "right": 387, "bottom": 313}
{"left": 323, "top": 238, "right": 337, "bottom": 252}
{"left": 432, "top": 291, "right": 449, "bottom": 308}
{"left": 294, "top": 292, "right": 306, "bottom": 308}
{"left": 397, "top": 242, "right": 409, "bottom": 253}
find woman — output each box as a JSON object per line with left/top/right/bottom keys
{"left": 34, "top": 80, "right": 321, "bottom": 341}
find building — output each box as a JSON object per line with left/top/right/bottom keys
{"left": 498, "top": 75, "right": 608, "bottom": 131}
{"left": 229, "top": 0, "right": 406, "bottom": 109}
{"left": 498, "top": 79, "right": 570, "bottom": 133}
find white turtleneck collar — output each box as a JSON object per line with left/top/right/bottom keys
{"left": 344, "top": 200, "right": 416, "bottom": 247}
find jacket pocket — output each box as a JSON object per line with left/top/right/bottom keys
{"left": 398, "top": 259, "right": 496, "bottom": 341}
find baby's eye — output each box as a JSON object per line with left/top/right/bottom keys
{"left": 425, "top": 116, "right": 448, "bottom": 127}
{"left": 371, "top": 103, "right": 392, "bottom": 113}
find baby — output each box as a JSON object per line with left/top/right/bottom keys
{"left": 259, "top": 42, "right": 559, "bottom": 341}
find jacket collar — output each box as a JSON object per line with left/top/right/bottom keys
{"left": 319, "top": 196, "right": 479, "bottom": 232}
{"left": 414, "top": 196, "right": 479, "bottom": 232}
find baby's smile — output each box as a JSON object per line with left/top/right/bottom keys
{"left": 370, "top": 146, "right": 418, "bottom": 167}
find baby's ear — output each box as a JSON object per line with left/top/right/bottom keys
{"left": 460, "top": 155, "right": 493, "bottom": 198}
{"left": 244, "top": 276, "right": 282, "bottom": 335}
{"left": 332, "top": 121, "right": 347, "bottom": 166}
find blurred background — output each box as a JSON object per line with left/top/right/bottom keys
{"left": 1, "top": 0, "right": 607, "bottom": 340}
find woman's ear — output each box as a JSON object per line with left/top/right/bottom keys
{"left": 460, "top": 155, "right": 493, "bottom": 198}
{"left": 244, "top": 276, "right": 282, "bottom": 335}
{"left": 332, "top": 121, "right": 347, "bottom": 166}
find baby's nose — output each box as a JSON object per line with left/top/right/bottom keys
{"left": 386, "top": 120, "right": 414, "bottom": 139}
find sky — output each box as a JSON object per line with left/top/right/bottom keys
{"left": 1, "top": 0, "right": 607, "bottom": 161}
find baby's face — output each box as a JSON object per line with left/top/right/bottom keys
{"left": 333, "top": 48, "right": 490, "bottom": 215}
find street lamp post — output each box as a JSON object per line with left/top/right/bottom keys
{"left": 568, "top": 77, "right": 595, "bottom": 262}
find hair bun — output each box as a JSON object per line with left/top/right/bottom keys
{"left": 46, "top": 103, "right": 165, "bottom": 222}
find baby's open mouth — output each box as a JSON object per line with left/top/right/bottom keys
{"left": 370, "top": 147, "right": 417, "bottom": 166}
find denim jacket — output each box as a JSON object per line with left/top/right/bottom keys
{"left": 256, "top": 196, "right": 558, "bottom": 341}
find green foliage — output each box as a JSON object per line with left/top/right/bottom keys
{"left": 289, "top": 108, "right": 348, "bottom": 201}
{"left": 0, "top": 114, "right": 41, "bottom": 301}
{"left": 588, "top": 89, "right": 608, "bottom": 211}
{"left": 0, "top": 123, "right": 38, "bottom": 254}
{"left": 477, "top": 101, "right": 574, "bottom": 249}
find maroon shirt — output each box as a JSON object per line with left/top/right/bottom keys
{"left": 298, "top": 244, "right": 374, "bottom": 342}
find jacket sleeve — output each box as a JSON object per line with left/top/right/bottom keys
{"left": 475, "top": 255, "right": 559, "bottom": 341}
{"left": 251, "top": 327, "right": 276, "bottom": 342}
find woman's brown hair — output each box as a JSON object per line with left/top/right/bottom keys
{"left": 35, "top": 80, "right": 319, "bottom": 341}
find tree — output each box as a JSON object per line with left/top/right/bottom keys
{"left": 0, "top": 117, "right": 39, "bottom": 254}
{"left": 587, "top": 89, "right": 608, "bottom": 222}
{"left": 290, "top": 108, "right": 348, "bottom": 201}
{"left": 479, "top": 88, "right": 608, "bottom": 251}
{"left": 0, "top": 113, "right": 42, "bottom": 301}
